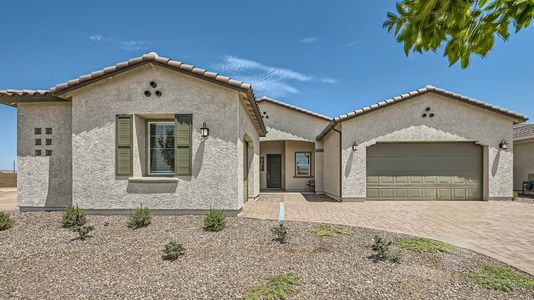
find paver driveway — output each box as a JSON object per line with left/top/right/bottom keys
{"left": 241, "top": 193, "right": 534, "bottom": 275}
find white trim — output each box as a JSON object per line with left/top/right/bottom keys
{"left": 147, "top": 121, "right": 175, "bottom": 176}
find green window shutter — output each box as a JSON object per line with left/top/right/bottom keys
{"left": 116, "top": 114, "right": 133, "bottom": 176}
{"left": 175, "top": 114, "right": 192, "bottom": 176}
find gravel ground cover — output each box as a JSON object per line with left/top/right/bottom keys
{"left": 1, "top": 211, "right": 533, "bottom": 299}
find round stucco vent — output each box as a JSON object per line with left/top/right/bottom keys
{"left": 150, "top": 81, "right": 157, "bottom": 88}
{"left": 155, "top": 90, "right": 162, "bottom": 97}
{"left": 144, "top": 90, "right": 151, "bottom": 97}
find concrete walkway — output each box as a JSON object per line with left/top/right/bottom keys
{"left": 0, "top": 189, "right": 17, "bottom": 211}
{"left": 240, "top": 193, "right": 534, "bottom": 275}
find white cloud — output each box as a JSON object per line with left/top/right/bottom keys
{"left": 301, "top": 37, "right": 319, "bottom": 44}
{"left": 215, "top": 55, "right": 337, "bottom": 97}
{"left": 88, "top": 34, "right": 150, "bottom": 51}
{"left": 346, "top": 41, "right": 359, "bottom": 48}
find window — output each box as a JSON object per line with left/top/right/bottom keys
{"left": 148, "top": 122, "right": 175, "bottom": 175}
{"left": 45, "top": 150, "right": 52, "bottom": 156}
{"left": 45, "top": 128, "right": 52, "bottom": 134}
{"left": 260, "top": 156, "right": 265, "bottom": 172}
{"left": 35, "top": 128, "right": 42, "bottom": 134}
{"left": 35, "top": 139, "right": 42, "bottom": 146}
{"left": 35, "top": 149, "right": 42, "bottom": 156}
{"left": 46, "top": 139, "right": 52, "bottom": 146}
{"left": 295, "top": 152, "right": 311, "bottom": 176}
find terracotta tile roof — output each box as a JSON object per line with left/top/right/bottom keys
{"left": 49, "top": 52, "right": 255, "bottom": 94}
{"left": 257, "top": 96, "right": 332, "bottom": 121}
{"left": 0, "top": 52, "right": 267, "bottom": 136}
{"left": 514, "top": 123, "right": 534, "bottom": 140}
{"left": 317, "top": 85, "right": 529, "bottom": 141}
{"left": 0, "top": 89, "right": 50, "bottom": 97}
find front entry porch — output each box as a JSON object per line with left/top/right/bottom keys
{"left": 260, "top": 140, "right": 318, "bottom": 192}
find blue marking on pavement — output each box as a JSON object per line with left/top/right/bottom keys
{"left": 278, "top": 201, "right": 285, "bottom": 221}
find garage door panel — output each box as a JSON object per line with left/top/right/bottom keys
{"left": 367, "top": 143, "right": 482, "bottom": 201}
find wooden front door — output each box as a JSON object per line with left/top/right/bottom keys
{"left": 267, "top": 154, "right": 282, "bottom": 188}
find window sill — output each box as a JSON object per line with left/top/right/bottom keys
{"left": 128, "top": 177, "right": 179, "bottom": 183}
{"left": 293, "top": 175, "right": 314, "bottom": 178}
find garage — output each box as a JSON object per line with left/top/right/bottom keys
{"left": 366, "top": 142, "right": 482, "bottom": 200}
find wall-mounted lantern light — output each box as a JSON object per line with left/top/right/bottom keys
{"left": 352, "top": 142, "right": 358, "bottom": 151}
{"left": 499, "top": 139, "right": 508, "bottom": 150}
{"left": 200, "top": 122, "right": 209, "bottom": 138}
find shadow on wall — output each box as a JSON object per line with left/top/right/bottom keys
{"left": 492, "top": 149, "right": 500, "bottom": 177}
{"left": 344, "top": 149, "right": 354, "bottom": 178}
{"left": 45, "top": 155, "right": 73, "bottom": 208}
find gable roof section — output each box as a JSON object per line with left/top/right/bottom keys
{"left": 514, "top": 123, "right": 534, "bottom": 140}
{"left": 257, "top": 96, "right": 332, "bottom": 121}
{"left": 317, "top": 85, "right": 529, "bottom": 141}
{"left": 0, "top": 52, "right": 266, "bottom": 136}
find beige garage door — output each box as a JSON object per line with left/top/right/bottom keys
{"left": 367, "top": 142, "right": 482, "bottom": 200}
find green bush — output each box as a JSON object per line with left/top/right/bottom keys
{"left": 271, "top": 223, "right": 288, "bottom": 243}
{"left": 310, "top": 224, "right": 351, "bottom": 237}
{"left": 162, "top": 241, "right": 186, "bottom": 261}
{"left": 127, "top": 207, "right": 152, "bottom": 229}
{"left": 203, "top": 209, "right": 226, "bottom": 232}
{"left": 72, "top": 224, "right": 94, "bottom": 240}
{"left": 0, "top": 211, "right": 14, "bottom": 231}
{"left": 371, "top": 235, "right": 399, "bottom": 263}
{"left": 397, "top": 237, "right": 456, "bottom": 253}
{"left": 245, "top": 273, "right": 301, "bottom": 300}
{"left": 512, "top": 191, "right": 519, "bottom": 201}
{"left": 466, "top": 264, "right": 534, "bottom": 292}
{"left": 61, "top": 205, "right": 87, "bottom": 228}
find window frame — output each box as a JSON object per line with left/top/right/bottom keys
{"left": 146, "top": 120, "right": 176, "bottom": 176}
{"left": 294, "top": 152, "right": 312, "bottom": 177}
{"left": 260, "top": 156, "right": 265, "bottom": 172}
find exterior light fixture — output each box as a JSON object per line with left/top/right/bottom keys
{"left": 200, "top": 122, "right": 209, "bottom": 137}
{"left": 352, "top": 142, "right": 358, "bottom": 151}
{"left": 499, "top": 139, "right": 508, "bottom": 150}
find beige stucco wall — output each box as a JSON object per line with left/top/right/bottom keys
{"left": 67, "top": 63, "right": 259, "bottom": 211}
{"left": 322, "top": 126, "right": 341, "bottom": 199}
{"left": 341, "top": 93, "right": 514, "bottom": 201}
{"left": 258, "top": 101, "right": 330, "bottom": 142}
{"left": 513, "top": 138, "right": 534, "bottom": 191}
{"left": 258, "top": 101, "right": 329, "bottom": 192}
{"left": 17, "top": 102, "right": 72, "bottom": 208}
{"left": 284, "top": 140, "right": 315, "bottom": 191}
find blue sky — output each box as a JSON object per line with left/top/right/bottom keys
{"left": 1, "top": 0, "right": 533, "bottom": 169}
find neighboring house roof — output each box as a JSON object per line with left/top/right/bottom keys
{"left": 317, "top": 85, "right": 529, "bottom": 141}
{"left": 514, "top": 123, "right": 534, "bottom": 141}
{"left": 0, "top": 52, "right": 267, "bottom": 136}
{"left": 257, "top": 96, "right": 332, "bottom": 121}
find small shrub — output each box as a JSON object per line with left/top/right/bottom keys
{"left": 61, "top": 205, "right": 87, "bottom": 228}
{"left": 310, "top": 224, "right": 351, "bottom": 237}
{"left": 203, "top": 209, "right": 226, "bottom": 232}
{"left": 162, "top": 241, "right": 186, "bottom": 261}
{"left": 466, "top": 264, "right": 534, "bottom": 292}
{"left": 512, "top": 191, "right": 518, "bottom": 201}
{"left": 0, "top": 211, "right": 14, "bottom": 231}
{"left": 271, "top": 223, "right": 289, "bottom": 243}
{"left": 245, "top": 273, "right": 301, "bottom": 300}
{"left": 397, "top": 237, "right": 457, "bottom": 253}
{"left": 72, "top": 224, "right": 94, "bottom": 240}
{"left": 372, "top": 235, "right": 391, "bottom": 260}
{"left": 127, "top": 206, "right": 151, "bottom": 229}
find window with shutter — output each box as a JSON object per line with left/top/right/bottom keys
{"left": 116, "top": 114, "right": 133, "bottom": 176}
{"left": 174, "top": 114, "right": 192, "bottom": 176}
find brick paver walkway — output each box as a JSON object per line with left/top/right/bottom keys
{"left": 241, "top": 193, "right": 534, "bottom": 275}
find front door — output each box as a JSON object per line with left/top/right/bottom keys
{"left": 267, "top": 154, "right": 282, "bottom": 188}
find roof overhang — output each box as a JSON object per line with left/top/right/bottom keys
{"left": 257, "top": 97, "right": 332, "bottom": 121}
{"left": 0, "top": 90, "right": 68, "bottom": 107}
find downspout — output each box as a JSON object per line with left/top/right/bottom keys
{"left": 332, "top": 127, "right": 342, "bottom": 201}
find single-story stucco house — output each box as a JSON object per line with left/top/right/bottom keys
{"left": 513, "top": 123, "right": 534, "bottom": 193}
{"left": 0, "top": 52, "right": 529, "bottom": 214}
